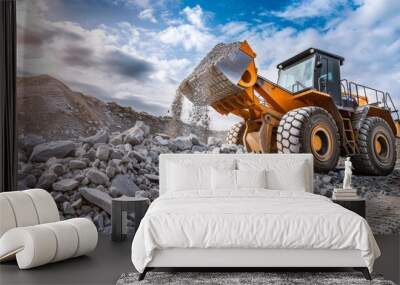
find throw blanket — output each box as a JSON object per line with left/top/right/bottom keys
{"left": 131, "top": 190, "right": 380, "bottom": 272}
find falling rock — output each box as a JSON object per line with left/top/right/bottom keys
{"left": 30, "top": 141, "right": 75, "bottom": 162}
{"left": 69, "top": 160, "right": 87, "bottom": 169}
{"left": 111, "top": 174, "right": 140, "bottom": 197}
{"left": 79, "top": 187, "right": 112, "bottom": 214}
{"left": 82, "top": 130, "right": 109, "bottom": 145}
{"left": 53, "top": 179, "right": 79, "bottom": 192}
{"left": 86, "top": 168, "right": 109, "bottom": 185}
{"left": 96, "top": 145, "right": 110, "bottom": 161}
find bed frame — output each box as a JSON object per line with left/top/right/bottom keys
{"left": 138, "top": 154, "right": 372, "bottom": 281}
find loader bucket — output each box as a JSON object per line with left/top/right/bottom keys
{"left": 178, "top": 41, "right": 256, "bottom": 106}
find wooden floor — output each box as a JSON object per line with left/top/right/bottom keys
{"left": 0, "top": 234, "right": 398, "bottom": 285}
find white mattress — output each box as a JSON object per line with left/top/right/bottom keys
{"left": 131, "top": 190, "right": 380, "bottom": 273}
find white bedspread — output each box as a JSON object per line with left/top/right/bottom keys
{"left": 131, "top": 190, "right": 380, "bottom": 272}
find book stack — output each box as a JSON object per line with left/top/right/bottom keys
{"left": 332, "top": 188, "right": 359, "bottom": 200}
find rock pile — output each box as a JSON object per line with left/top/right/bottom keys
{"left": 314, "top": 167, "right": 400, "bottom": 235}
{"left": 17, "top": 121, "right": 244, "bottom": 234}
{"left": 17, "top": 122, "right": 399, "bottom": 235}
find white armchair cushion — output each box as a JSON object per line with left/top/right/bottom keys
{"left": 0, "top": 218, "right": 97, "bottom": 269}
{"left": 0, "top": 196, "right": 17, "bottom": 237}
{"left": 0, "top": 189, "right": 98, "bottom": 269}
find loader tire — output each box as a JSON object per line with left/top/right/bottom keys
{"left": 277, "top": 107, "right": 340, "bottom": 173}
{"left": 352, "top": 117, "right": 396, "bottom": 176}
{"left": 226, "top": 122, "right": 245, "bottom": 145}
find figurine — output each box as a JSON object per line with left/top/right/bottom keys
{"left": 343, "top": 157, "right": 352, "bottom": 190}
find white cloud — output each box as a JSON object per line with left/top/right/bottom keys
{"left": 220, "top": 21, "right": 248, "bottom": 36}
{"left": 182, "top": 5, "right": 204, "bottom": 29}
{"left": 158, "top": 5, "right": 216, "bottom": 51}
{"left": 273, "top": 0, "right": 347, "bottom": 20}
{"left": 243, "top": 0, "right": 400, "bottom": 109}
{"left": 159, "top": 24, "right": 215, "bottom": 51}
{"left": 17, "top": 0, "right": 400, "bottom": 130}
{"left": 139, "top": 8, "right": 157, "bottom": 23}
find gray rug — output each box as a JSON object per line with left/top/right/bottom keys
{"left": 116, "top": 272, "right": 395, "bottom": 285}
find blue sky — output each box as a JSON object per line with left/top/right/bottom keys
{"left": 17, "top": 0, "right": 400, "bottom": 130}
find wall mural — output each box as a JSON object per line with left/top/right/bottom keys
{"left": 16, "top": 0, "right": 400, "bottom": 235}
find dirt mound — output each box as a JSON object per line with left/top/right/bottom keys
{"left": 17, "top": 75, "right": 112, "bottom": 140}
{"left": 17, "top": 75, "right": 226, "bottom": 142}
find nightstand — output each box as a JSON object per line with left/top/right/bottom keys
{"left": 111, "top": 196, "right": 150, "bottom": 242}
{"left": 332, "top": 198, "right": 366, "bottom": 218}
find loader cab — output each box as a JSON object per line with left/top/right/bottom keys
{"left": 277, "top": 48, "right": 345, "bottom": 107}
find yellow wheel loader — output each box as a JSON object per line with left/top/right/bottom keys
{"left": 178, "top": 41, "right": 400, "bottom": 175}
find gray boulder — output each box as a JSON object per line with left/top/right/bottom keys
{"left": 144, "top": 174, "right": 159, "bottom": 182}
{"left": 172, "top": 136, "right": 192, "bottom": 151}
{"left": 69, "top": 160, "right": 87, "bottom": 169}
{"left": 128, "top": 150, "right": 146, "bottom": 162}
{"left": 63, "top": 201, "right": 75, "bottom": 215}
{"left": 48, "top": 163, "right": 64, "bottom": 176}
{"left": 111, "top": 174, "right": 140, "bottom": 197}
{"left": 19, "top": 134, "right": 46, "bottom": 156}
{"left": 53, "top": 179, "right": 79, "bottom": 192}
{"left": 79, "top": 187, "right": 112, "bottom": 214}
{"left": 37, "top": 171, "right": 58, "bottom": 189}
{"left": 82, "top": 130, "right": 109, "bottom": 145}
{"left": 86, "top": 168, "right": 109, "bottom": 185}
{"left": 96, "top": 145, "right": 110, "bottom": 161}
{"left": 30, "top": 141, "right": 75, "bottom": 162}
{"left": 124, "top": 121, "right": 150, "bottom": 145}
{"left": 110, "top": 134, "right": 124, "bottom": 146}
{"left": 207, "top": 136, "right": 222, "bottom": 146}
{"left": 25, "top": 175, "right": 37, "bottom": 188}
{"left": 106, "top": 166, "right": 116, "bottom": 178}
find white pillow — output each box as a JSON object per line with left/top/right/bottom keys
{"left": 211, "top": 168, "right": 236, "bottom": 191}
{"left": 236, "top": 169, "right": 267, "bottom": 189}
{"left": 168, "top": 160, "right": 236, "bottom": 192}
{"left": 266, "top": 162, "right": 307, "bottom": 191}
{"left": 237, "top": 158, "right": 309, "bottom": 192}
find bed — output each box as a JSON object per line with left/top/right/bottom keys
{"left": 131, "top": 154, "right": 380, "bottom": 280}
